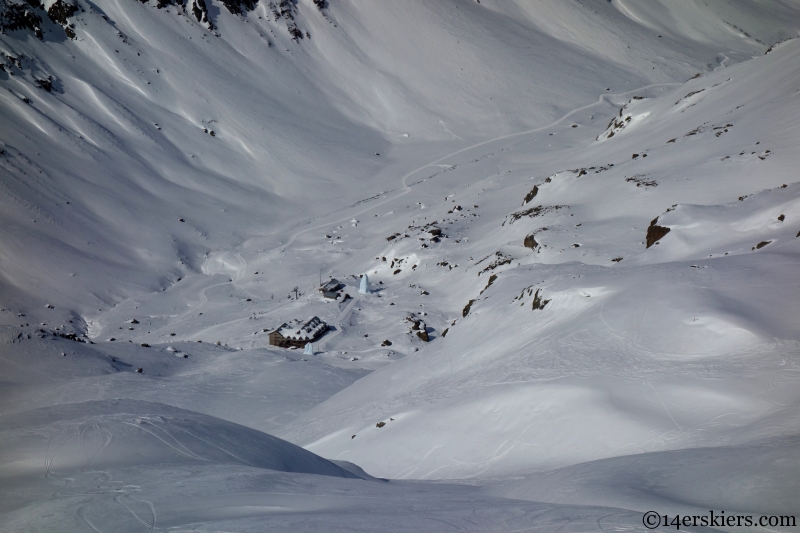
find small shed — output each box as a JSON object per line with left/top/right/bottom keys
{"left": 269, "top": 316, "right": 329, "bottom": 348}
{"left": 319, "top": 278, "right": 343, "bottom": 299}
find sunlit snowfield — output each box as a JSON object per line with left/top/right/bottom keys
{"left": 1, "top": 0, "right": 800, "bottom": 531}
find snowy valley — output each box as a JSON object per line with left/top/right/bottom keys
{"left": 1, "top": 0, "right": 800, "bottom": 531}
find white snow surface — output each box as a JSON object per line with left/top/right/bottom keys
{"left": 1, "top": 0, "right": 800, "bottom": 530}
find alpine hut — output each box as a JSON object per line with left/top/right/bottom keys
{"left": 319, "top": 278, "right": 343, "bottom": 299}
{"left": 269, "top": 316, "right": 329, "bottom": 348}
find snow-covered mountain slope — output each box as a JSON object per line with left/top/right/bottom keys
{"left": 489, "top": 436, "right": 800, "bottom": 518}
{"left": 0, "top": 399, "right": 360, "bottom": 476}
{"left": 277, "top": 39, "right": 800, "bottom": 483}
{"left": 0, "top": 397, "right": 676, "bottom": 533}
{"left": 2, "top": 0, "right": 800, "bottom": 530}
{"left": 1, "top": 0, "right": 796, "bottom": 319}
{"left": 0, "top": 328, "right": 367, "bottom": 432}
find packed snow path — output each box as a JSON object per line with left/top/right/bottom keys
{"left": 264, "top": 83, "right": 683, "bottom": 259}
{"left": 2, "top": 1, "right": 800, "bottom": 531}
{"left": 108, "top": 80, "right": 684, "bottom": 349}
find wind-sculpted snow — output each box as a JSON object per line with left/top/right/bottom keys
{"left": 0, "top": 330, "right": 368, "bottom": 433}
{"left": 0, "top": 453, "right": 690, "bottom": 533}
{"left": 1, "top": 0, "right": 794, "bottom": 316}
{"left": 278, "top": 40, "right": 800, "bottom": 483}
{"left": 0, "top": 399, "right": 361, "bottom": 477}
{"left": 490, "top": 438, "right": 800, "bottom": 516}
{"left": 1, "top": 0, "right": 800, "bottom": 530}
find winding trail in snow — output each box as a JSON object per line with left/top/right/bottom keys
{"left": 172, "top": 251, "right": 248, "bottom": 326}
{"left": 77, "top": 505, "right": 105, "bottom": 533}
{"left": 163, "top": 81, "right": 684, "bottom": 335}
{"left": 267, "top": 82, "right": 682, "bottom": 256}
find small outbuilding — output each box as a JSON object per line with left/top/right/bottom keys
{"left": 319, "top": 278, "right": 343, "bottom": 299}
{"left": 269, "top": 316, "right": 329, "bottom": 348}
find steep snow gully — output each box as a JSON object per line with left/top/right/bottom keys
{"left": 2, "top": 0, "right": 800, "bottom": 531}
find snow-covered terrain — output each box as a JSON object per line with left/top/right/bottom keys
{"left": 1, "top": 0, "right": 800, "bottom": 530}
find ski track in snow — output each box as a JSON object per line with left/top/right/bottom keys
{"left": 272, "top": 82, "right": 683, "bottom": 257}
{"left": 127, "top": 81, "right": 683, "bottom": 346}
{"left": 113, "top": 494, "right": 156, "bottom": 532}
{"left": 169, "top": 251, "right": 248, "bottom": 329}
{"left": 166, "top": 82, "right": 682, "bottom": 331}
{"left": 76, "top": 505, "right": 105, "bottom": 533}
{"left": 79, "top": 423, "right": 113, "bottom": 472}
{"left": 3, "top": 3, "right": 800, "bottom": 530}
{"left": 120, "top": 421, "right": 209, "bottom": 462}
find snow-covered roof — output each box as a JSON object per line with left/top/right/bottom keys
{"left": 277, "top": 316, "right": 327, "bottom": 341}
{"left": 320, "top": 279, "right": 342, "bottom": 292}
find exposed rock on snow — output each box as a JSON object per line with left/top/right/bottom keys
{"left": 646, "top": 217, "right": 671, "bottom": 248}
{"left": 2, "top": 0, "right": 800, "bottom": 529}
